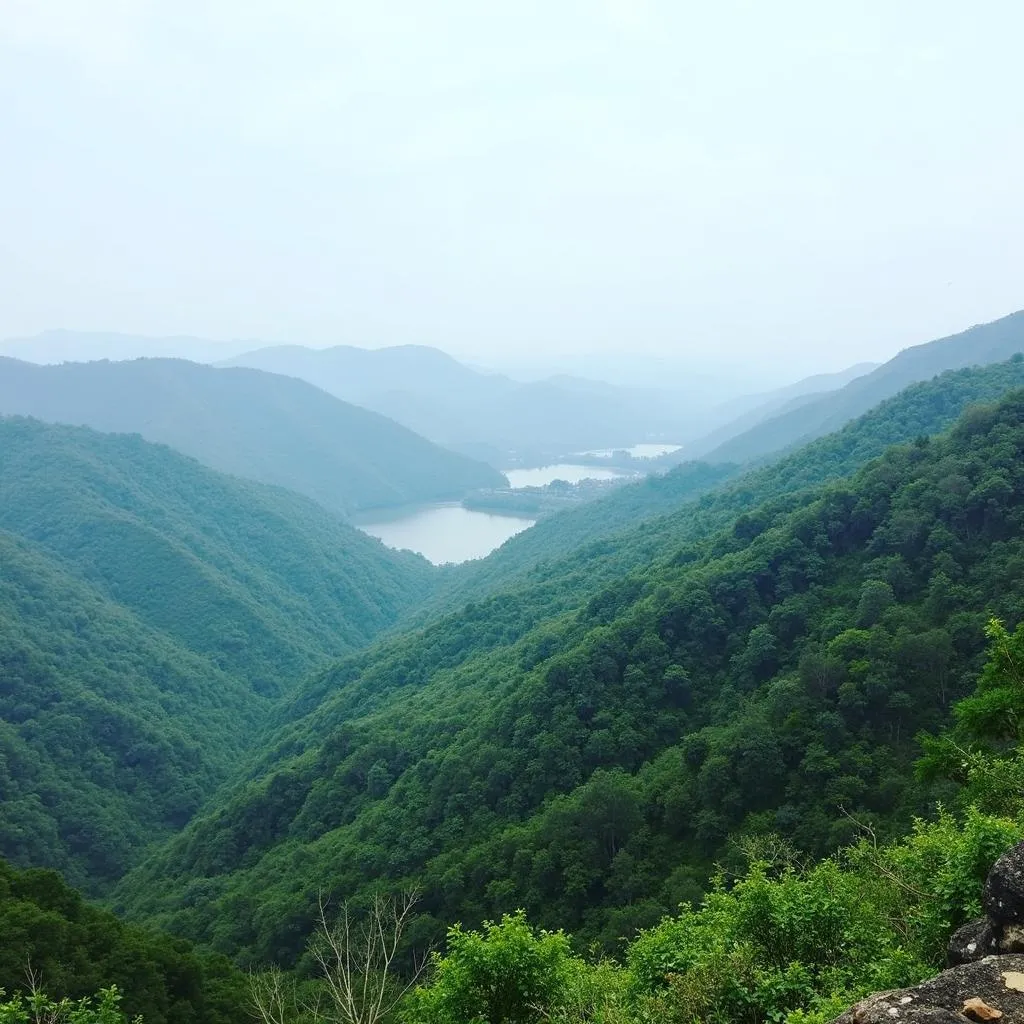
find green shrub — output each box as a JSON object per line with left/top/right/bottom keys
{"left": 0, "top": 986, "right": 138, "bottom": 1024}
{"left": 405, "top": 912, "right": 585, "bottom": 1024}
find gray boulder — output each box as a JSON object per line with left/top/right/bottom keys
{"left": 950, "top": 843, "right": 1024, "bottom": 968}
{"left": 949, "top": 919, "right": 1001, "bottom": 968}
{"left": 985, "top": 842, "right": 1024, "bottom": 925}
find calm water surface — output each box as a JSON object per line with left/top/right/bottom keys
{"left": 581, "top": 443, "right": 682, "bottom": 459}
{"left": 625, "top": 443, "right": 682, "bottom": 458}
{"left": 357, "top": 504, "right": 535, "bottom": 565}
{"left": 503, "top": 464, "right": 626, "bottom": 487}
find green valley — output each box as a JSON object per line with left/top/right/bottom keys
{"left": 7, "top": 12, "right": 1024, "bottom": 1019}
{"left": 7, "top": 328, "right": 1024, "bottom": 1024}
{"left": 113, "top": 379, "right": 1024, "bottom": 970}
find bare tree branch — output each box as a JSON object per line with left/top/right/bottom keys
{"left": 249, "top": 888, "right": 427, "bottom": 1024}
{"left": 248, "top": 966, "right": 294, "bottom": 1024}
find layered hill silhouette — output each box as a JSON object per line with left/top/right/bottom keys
{"left": 0, "top": 328, "right": 249, "bottom": 365}
{"left": 696, "top": 309, "right": 1024, "bottom": 463}
{"left": 4, "top": 333, "right": 886, "bottom": 468}
{"left": 220, "top": 343, "right": 697, "bottom": 462}
{"left": 0, "top": 416, "right": 439, "bottom": 886}
{"left": 679, "top": 361, "right": 878, "bottom": 456}
{"left": 0, "top": 357, "right": 505, "bottom": 514}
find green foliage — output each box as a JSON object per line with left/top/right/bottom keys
{"left": 627, "top": 860, "right": 925, "bottom": 1024}
{"left": 404, "top": 913, "right": 589, "bottom": 1024}
{"left": 919, "top": 618, "right": 1024, "bottom": 817}
{"left": 956, "top": 618, "right": 1024, "bottom": 742}
{"left": 0, "top": 987, "right": 137, "bottom": 1024}
{"left": 0, "top": 356, "right": 505, "bottom": 514}
{"left": 115, "top": 384, "right": 1024, "bottom": 963}
{"left": 402, "top": 811, "right": 1023, "bottom": 1024}
{"left": 627, "top": 809, "right": 1023, "bottom": 1024}
{"left": 0, "top": 859, "right": 248, "bottom": 1024}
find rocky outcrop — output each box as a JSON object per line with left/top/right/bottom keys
{"left": 834, "top": 842, "right": 1024, "bottom": 1024}
{"left": 833, "top": 956, "right": 1024, "bottom": 1023}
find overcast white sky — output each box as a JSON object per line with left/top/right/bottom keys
{"left": 1, "top": 1, "right": 1022, "bottom": 378}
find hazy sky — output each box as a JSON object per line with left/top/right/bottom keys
{"left": 2, "top": 1, "right": 1022, "bottom": 378}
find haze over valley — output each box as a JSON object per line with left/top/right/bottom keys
{"left": 5, "top": 3, "right": 1024, "bottom": 1022}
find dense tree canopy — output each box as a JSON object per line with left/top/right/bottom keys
{"left": 0, "top": 527, "right": 265, "bottom": 889}
{"left": 0, "top": 416, "right": 439, "bottom": 691}
{"left": 0, "top": 858, "right": 248, "bottom": 1024}
{"left": 115, "top": 386, "right": 1024, "bottom": 966}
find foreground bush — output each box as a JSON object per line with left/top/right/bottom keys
{"left": 0, "top": 986, "right": 138, "bottom": 1024}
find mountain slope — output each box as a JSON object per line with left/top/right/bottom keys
{"left": 221, "top": 343, "right": 695, "bottom": 463}
{"left": 702, "top": 309, "right": 1024, "bottom": 464}
{"left": 681, "top": 362, "right": 878, "bottom": 458}
{"left": 0, "top": 417, "right": 442, "bottom": 886}
{"left": 115, "top": 383, "right": 1024, "bottom": 961}
{"left": 0, "top": 527, "right": 265, "bottom": 888}
{"left": 0, "top": 416, "right": 438, "bottom": 693}
{"left": 0, "top": 357, "right": 505, "bottom": 514}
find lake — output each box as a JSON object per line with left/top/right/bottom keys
{"left": 356, "top": 503, "right": 535, "bottom": 565}
{"left": 581, "top": 443, "right": 682, "bottom": 459}
{"left": 503, "top": 464, "right": 626, "bottom": 488}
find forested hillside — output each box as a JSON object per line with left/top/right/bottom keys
{"left": 701, "top": 309, "right": 1024, "bottom": 464}
{"left": 0, "top": 529, "right": 264, "bottom": 889}
{"left": 0, "top": 417, "right": 437, "bottom": 692}
{"left": 115, "top": 385, "right": 1024, "bottom": 965}
{"left": 0, "top": 357, "right": 504, "bottom": 514}
{"left": 0, "top": 417, "right": 440, "bottom": 887}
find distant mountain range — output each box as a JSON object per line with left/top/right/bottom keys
{"left": 3, "top": 331, "right": 891, "bottom": 467}
{"left": 0, "top": 329, "right": 252, "bottom": 365}
{"left": 683, "top": 362, "right": 879, "bottom": 458}
{"left": 218, "top": 343, "right": 703, "bottom": 464}
{"left": 695, "top": 309, "right": 1024, "bottom": 463}
{"left": 0, "top": 357, "right": 504, "bottom": 514}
